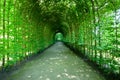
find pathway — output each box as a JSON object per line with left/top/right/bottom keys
{"left": 2, "top": 42, "right": 105, "bottom": 80}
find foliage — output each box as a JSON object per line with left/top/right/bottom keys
{"left": 0, "top": 0, "right": 54, "bottom": 69}
{"left": 0, "top": 0, "right": 120, "bottom": 78}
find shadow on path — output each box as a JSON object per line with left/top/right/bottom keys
{"left": 2, "top": 42, "right": 105, "bottom": 80}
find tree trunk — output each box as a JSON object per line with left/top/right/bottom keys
{"left": 90, "top": 0, "right": 97, "bottom": 59}
{"left": 2, "top": 0, "right": 6, "bottom": 70}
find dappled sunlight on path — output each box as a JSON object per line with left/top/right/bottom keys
{"left": 3, "top": 42, "right": 105, "bottom": 80}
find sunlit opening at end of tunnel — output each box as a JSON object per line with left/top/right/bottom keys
{"left": 55, "top": 32, "right": 64, "bottom": 41}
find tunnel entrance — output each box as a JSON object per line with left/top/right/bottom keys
{"left": 55, "top": 32, "right": 63, "bottom": 41}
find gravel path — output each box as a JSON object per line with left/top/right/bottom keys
{"left": 3, "top": 42, "right": 105, "bottom": 80}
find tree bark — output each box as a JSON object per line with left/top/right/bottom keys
{"left": 2, "top": 0, "right": 6, "bottom": 70}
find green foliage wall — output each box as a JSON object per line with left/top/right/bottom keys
{"left": 0, "top": 0, "right": 54, "bottom": 70}
{"left": 63, "top": 0, "right": 120, "bottom": 76}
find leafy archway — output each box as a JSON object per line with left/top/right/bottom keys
{"left": 0, "top": 0, "right": 120, "bottom": 79}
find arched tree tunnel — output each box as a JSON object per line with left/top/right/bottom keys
{"left": 0, "top": 0, "right": 120, "bottom": 80}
